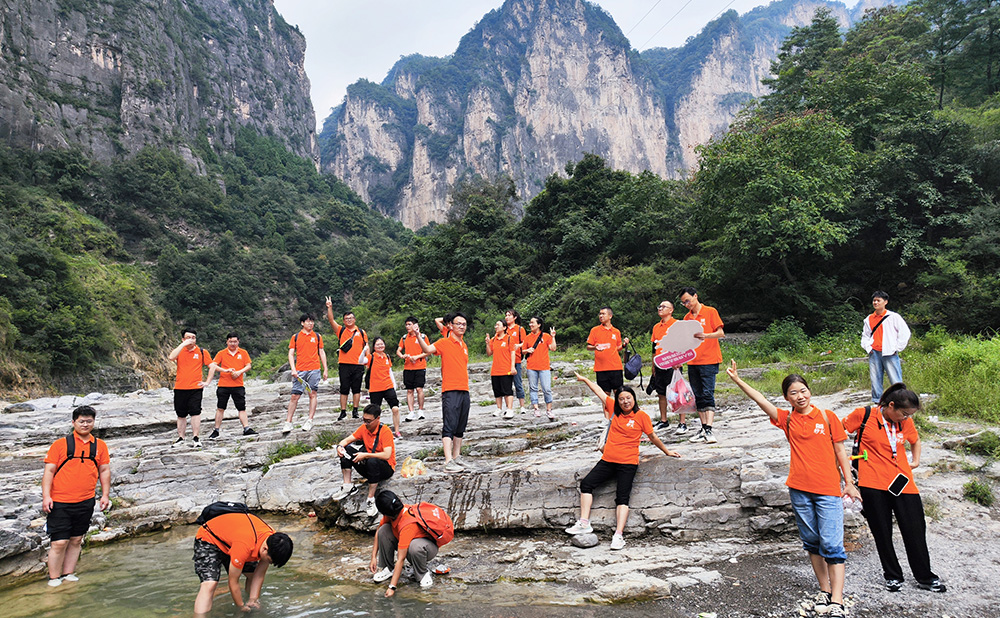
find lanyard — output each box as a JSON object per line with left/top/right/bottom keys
{"left": 882, "top": 416, "right": 898, "bottom": 459}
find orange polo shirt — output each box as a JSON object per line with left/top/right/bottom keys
{"left": 351, "top": 422, "right": 396, "bottom": 469}
{"left": 174, "top": 346, "right": 211, "bottom": 390}
{"left": 333, "top": 324, "right": 367, "bottom": 365}
{"left": 213, "top": 348, "right": 251, "bottom": 388}
{"left": 398, "top": 333, "right": 429, "bottom": 370}
{"left": 772, "top": 406, "right": 847, "bottom": 496}
{"left": 684, "top": 305, "right": 723, "bottom": 365}
{"left": 368, "top": 352, "right": 395, "bottom": 392}
{"left": 509, "top": 325, "right": 527, "bottom": 363}
{"left": 288, "top": 330, "right": 323, "bottom": 371}
{"left": 525, "top": 332, "right": 553, "bottom": 371}
{"left": 600, "top": 397, "right": 654, "bottom": 465}
{"left": 587, "top": 325, "right": 623, "bottom": 372}
{"left": 434, "top": 336, "right": 469, "bottom": 392}
{"left": 195, "top": 513, "right": 273, "bottom": 569}
{"left": 651, "top": 318, "right": 677, "bottom": 346}
{"left": 843, "top": 406, "right": 919, "bottom": 494}
{"left": 489, "top": 334, "right": 514, "bottom": 376}
{"left": 45, "top": 433, "right": 110, "bottom": 503}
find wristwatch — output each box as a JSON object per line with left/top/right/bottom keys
{"left": 388, "top": 584, "right": 397, "bottom": 590}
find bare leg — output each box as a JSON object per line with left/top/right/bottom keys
{"left": 679, "top": 412, "right": 687, "bottom": 425}
{"left": 367, "top": 483, "right": 378, "bottom": 500}
{"left": 416, "top": 387, "right": 425, "bottom": 411}
{"left": 495, "top": 396, "right": 503, "bottom": 413}
{"left": 504, "top": 395, "right": 513, "bottom": 409}
{"left": 614, "top": 504, "right": 630, "bottom": 534}
{"left": 391, "top": 406, "right": 400, "bottom": 433}
{"left": 407, "top": 389, "right": 415, "bottom": 413}
{"left": 809, "top": 553, "right": 832, "bottom": 595}
{"left": 442, "top": 437, "right": 453, "bottom": 463}
{"left": 285, "top": 394, "right": 301, "bottom": 422}
{"left": 191, "top": 414, "right": 201, "bottom": 438}
{"left": 214, "top": 408, "right": 224, "bottom": 430}
{"left": 352, "top": 392, "right": 361, "bottom": 410}
{"left": 580, "top": 493, "right": 594, "bottom": 521}
{"left": 828, "top": 562, "right": 845, "bottom": 605}
{"left": 194, "top": 581, "right": 218, "bottom": 614}
{"left": 702, "top": 409, "right": 715, "bottom": 426}
{"left": 47, "top": 539, "right": 68, "bottom": 579}
{"left": 340, "top": 394, "right": 348, "bottom": 411}
{"left": 177, "top": 417, "right": 186, "bottom": 439}
{"left": 452, "top": 436, "right": 463, "bottom": 460}
{"left": 237, "top": 410, "right": 248, "bottom": 428}
{"left": 307, "top": 391, "right": 318, "bottom": 419}
{"left": 657, "top": 396, "right": 668, "bottom": 422}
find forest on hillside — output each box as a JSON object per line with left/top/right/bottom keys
{"left": 1, "top": 0, "right": 998, "bottom": 393}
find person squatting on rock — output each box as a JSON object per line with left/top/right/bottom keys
{"left": 168, "top": 328, "right": 211, "bottom": 447}
{"left": 370, "top": 490, "right": 438, "bottom": 596}
{"left": 397, "top": 316, "right": 429, "bottom": 421}
{"left": 843, "top": 383, "right": 946, "bottom": 594}
{"left": 204, "top": 331, "right": 257, "bottom": 438}
{"left": 566, "top": 373, "right": 681, "bottom": 550}
{"left": 586, "top": 306, "right": 628, "bottom": 397}
{"left": 333, "top": 404, "right": 396, "bottom": 517}
{"left": 679, "top": 287, "right": 725, "bottom": 443}
{"left": 524, "top": 316, "right": 558, "bottom": 420}
{"left": 41, "top": 405, "right": 110, "bottom": 588}
{"left": 727, "top": 361, "right": 859, "bottom": 618}
{"left": 192, "top": 511, "right": 293, "bottom": 614}
{"left": 366, "top": 336, "right": 403, "bottom": 437}
{"left": 326, "top": 298, "right": 370, "bottom": 421}
{"left": 861, "top": 290, "right": 911, "bottom": 404}
{"left": 486, "top": 319, "right": 516, "bottom": 419}
{"left": 284, "top": 313, "right": 328, "bottom": 433}
{"left": 414, "top": 312, "right": 472, "bottom": 473}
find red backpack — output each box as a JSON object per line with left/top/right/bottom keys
{"left": 407, "top": 502, "right": 454, "bottom": 546}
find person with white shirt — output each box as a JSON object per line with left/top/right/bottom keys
{"left": 861, "top": 290, "right": 911, "bottom": 404}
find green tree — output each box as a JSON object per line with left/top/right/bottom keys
{"left": 761, "top": 8, "right": 842, "bottom": 114}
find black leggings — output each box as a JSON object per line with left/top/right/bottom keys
{"left": 580, "top": 460, "right": 638, "bottom": 506}
{"left": 860, "top": 487, "right": 938, "bottom": 584}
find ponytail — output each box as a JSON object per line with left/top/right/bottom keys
{"left": 879, "top": 382, "right": 920, "bottom": 410}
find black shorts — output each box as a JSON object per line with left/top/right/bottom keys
{"left": 403, "top": 369, "right": 426, "bottom": 390}
{"left": 216, "top": 386, "right": 246, "bottom": 411}
{"left": 650, "top": 366, "right": 676, "bottom": 396}
{"left": 193, "top": 538, "right": 256, "bottom": 582}
{"left": 47, "top": 498, "right": 96, "bottom": 541}
{"left": 491, "top": 375, "right": 514, "bottom": 398}
{"left": 370, "top": 388, "right": 400, "bottom": 409}
{"left": 339, "top": 364, "right": 364, "bottom": 395}
{"left": 174, "top": 389, "right": 203, "bottom": 417}
{"left": 441, "top": 390, "right": 470, "bottom": 439}
{"left": 580, "top": 460, "right": 639, "bottom": 506}
{"left": 596, "top": 370, "right": 624, "bottom": 394}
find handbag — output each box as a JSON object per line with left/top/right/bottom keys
{"left": 623, "top": 339, "right": 643, "bottom": 386}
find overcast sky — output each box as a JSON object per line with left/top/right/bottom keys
{"left": 271, "top": 0, "right": 809, "bottom": 128}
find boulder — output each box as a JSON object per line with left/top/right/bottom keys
{"left": 570, "top": 533, "right": 599, "bottom": 548}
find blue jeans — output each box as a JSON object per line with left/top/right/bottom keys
{"left": 868, "top": 351, "right": 902, "bottom": 403}
{"left": 788, "top": 488, "right": 847, "bottom": 564}
{"left": 687, "top": 364, "right": 718, "bottom": 411}
{"left": 527, "top": 369, "right": 552, "bottom": 405}
{"left": 513, "top": 362, "right": 525, "bottom": 400}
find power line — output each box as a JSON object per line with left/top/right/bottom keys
{"left": 625, "top": 0, "right": 665, "bottom": 36}
{"left": 639, "top": 0, "right": 698, "bottom": 49}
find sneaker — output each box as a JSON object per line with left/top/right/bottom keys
{"left": 547, "top": 410, "right": 556, "bottom": 421}
{"left": 826, "top": 602, "right": 845, "bottom": 617}
{"left": 444, "top": 460, "right": 463, "bottom": 473}
{"left": 418, "top": 410, "right": 426, "bottom": 420}
{"left": 402, "top": 563, "right": 415, "bottom": 580}
{"left": 675, "top": 423, "right": 688, "bottom": 435}
{"left": 704, "top": 428, "right": 718, "bottom": 444}
{"left": 689, "top": 429, "right": 707, "bottom": 443}
{"left": 916, "top": 579, "right": 947, "bottom": 593}
{"left": 282, "top": 421, "right": 293, "bottom": 433}
{"left": 492, "top": 409, "right": 501, "bottom": 417}
{"left": 331, "top": 484, "right": 354, "bottom": 501}
{"left": 352, "top": 409, "right": 359, "bottom": 419}
{"left": 242, "top": 426, "right": 257, "bottom": 436}
{"left": 60, "top": 573, "right": 79, "bottom": 582}
{"left": 452, "top": 456, "right": 474, "bottom": 470}
{"left": 365, "top": 497, "right": 378, "bottom": 517}
{"left": 517, "top": 406, "right": 524, "bottom": 415}
{"left": 610, "top": 533, "right": 625, "bottom": 550}
{"left": 372, "top": 567, "right": 392, "bottom": 583}
{"left": 302, "top": 419, "right": 313, "bottom": 432}
{"left": 534, "top": 407, "right": 541, "bottom": 417}
{"left": 565, "top": 520, "right": 593, "bottom": 535}
{"left": 811, "top": 591, "right": 832, "bottom": 612}
{"left": 394, "top": 430, "right": 402, "bottom": 439}
{"left": 404, "top": 411, "right": 416, "bottom": 422}
{"left": 419, "top": 571, "right": 433, "bottom": 588}
{"left": 885, "top": 579, "right": 904, "bottom": 592}
{"left": 208, "top": 429, "right": 220, "bottom": 439}
{"left": 47, "top": 577, "right": 62, "bottom": 588}
{"left": 337, "top": 410, "right": 347, "bottom": 421}
{"left": 502, "top": 409, "right": 515, "bottom": 419}
{"left": 192, "top": 437, "right": 201, "bottom": 448}
{"left": 655, "top": 420, "right": 670, "bottom": 430}
{"left": 172, "top": 437, "right": 185, "bottom": 447}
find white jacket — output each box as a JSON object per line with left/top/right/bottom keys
{"left": 861, "top": 310, "right": 911, "bottom": 356}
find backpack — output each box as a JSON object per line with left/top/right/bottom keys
{"left": 196, "top": 501, "right": 256, "bottom": 551}
{"left": 407, "top": 502, "right": 454, "bottom": 546}
{"left": 623, "top": 339, "right": 643, "bottom": 385}
{"left": 850, "top": 406, "right": 874, "bottom": 485}
{"left": 293, "top": 332, "right": 322, "bottom": 357}
{"left": 53, "top": 434, "right": 98, "bottom": 478}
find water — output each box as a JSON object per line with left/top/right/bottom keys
{"left": 1, "top": 517, "right": 669, "bottom": 618}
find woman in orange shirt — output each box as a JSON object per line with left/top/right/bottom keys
{"left": 565, "top": 373, "right": 681, "bottom": 550}
{"left": 727, "top": 361, "right": 859, "bottom": 618}
{"left": 842, "top": 383, "right": 945, "bottom": 593}
{"left": 486, "top": 321, "right": 516, "bottom": 419}
{"left": 366, "top": 337, "right": 402, "bottom": 438}
{"left": 524, "top": 316, "right": 557, "bottom": 420}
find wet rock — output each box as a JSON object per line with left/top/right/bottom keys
{"left": 570, "top": 533, "right": 599, "bottom": 548}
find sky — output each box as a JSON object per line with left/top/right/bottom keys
{"left": 271, "top": 0, "right": 794, "bottom": 128}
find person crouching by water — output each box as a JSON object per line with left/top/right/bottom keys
{"left": 843, "top": 383, "right": 946, "bottom": 593}
{"left": 727, "top": 361, "right": 859, "bottom": 618}
{"left": 566, "top": 373, "right": 681, "bottom": 550}
{"left": 192, "top": 513, "right": 292, "bottom": 614}
{"left": 371, "top": 490, "right": 438, "bottom": 596}
{"left": 332, "top": 404, "right": 396, "bottom": 517}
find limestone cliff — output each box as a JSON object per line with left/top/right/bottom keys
{"left": 0, "top": 0, "right": 317, "bottom": 162}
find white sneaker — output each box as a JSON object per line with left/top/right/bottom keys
{"left": 518, "top": 406, "right": 524, "bottom": 415}
{"left": 372, "top": 567, "right": 392, "bottom": 583}
{"left": 366, "top": 497, "right": 378, "bottom": 517}
{"left": 492, "top": 409, "right": 501, "bottom": 417}
{"left": 282, "top": 421, "right": 293, "bottom": 433}
{"left": 47, "top": 577, "right": 62, "bottom": 588}
{"left": 61, "top": 573, "right": 79, "bottom": 582}
{"left": 565, "top": 520, "right": 593, "bottom": 535}
{"left": 444, "top": 460, "right": 463, "bottom": 472}
{"left": 674, "top": 423, "right": 688, "bottom": 435}
{"left": 302, "top": 419, "right": 313, "bottom": 432}
{"left": 689, "top": 429, "right": 707, "bottom": 443}
{"left": 418, "top": 410, "right": 426, "bottom": 420}
{"left": 502, "top": 409, "right": 515, "bottom": 419}
{"left": 610, "top": 533, "right": 625, "bottom": 550}
{"left": 419, "top": 571, "right": 433, "bottom": 588}
{"left": 331, "top": 483, "right": 354, "bottom": 501}
{"left": 404, "top": 411, "right": 416, "bottom": 422}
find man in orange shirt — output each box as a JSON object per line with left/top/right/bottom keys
{"left": 284, "top": 314, "right": 329, "bottom": 433}
{"left": 41, "top": 405, "right": 111, "bottom": 587}
{"left": 586, "top": 307, "right": 629, "bottom": 396}
{"left": 679, "top": 287, "right": 725, "bottom": 443}
{"left": 414, "top": 312, "right": 471, "bottom": 473}
{"left": 333, "top": 404, "right": 396, "bottom": 517}
{"left": 649, "top": 301, "right": 678, "bottom": 430}
{"left": 370, "top": 490, "right": 438, "bottom": 595}
{"left": 397, "top": 316, "right": 429, "bottom": 422}
{"left": 327, "top": 298, "right": 370, "bottom": 421}
{"left": 205, "top": 332, "right": 257, "bottom": 439}
{"left": 168, "top": 328, "right": 212, "bottom": 447}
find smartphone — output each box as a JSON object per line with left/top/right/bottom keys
{"left": 888, "top": 473, "right": 910, "bottom": 496}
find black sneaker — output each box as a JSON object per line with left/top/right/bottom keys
{"left": 172, "top": 437, "right": 184, "bottom": 447}
{"left": 192, "top": 437, "right": 201, "bottom": 448}
{"left": 352, "top": 409, "right": 359, "bottom": 419}
{"left": 337, "top": 410, "right": 347, "bottom": 421}
{"left": 242, "top": 427, "right": 257, "bottom": 436}
{"left": 208, "top": 429, "right": 220, "bottom": 439}
{"left": 885, "top": 578, "right": 904, "bottom": 592}
{"left": 916, "top": 579, "right": 946, "bottom": 593}
{"left": 655, "top": 420, "right": 670, "bottom": 430}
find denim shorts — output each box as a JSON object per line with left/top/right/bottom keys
{"left": 788, "top": 488, "right": 847, "bottom": 564}
{"left": 291, "top": 369, "right": 321, "bottom": 395}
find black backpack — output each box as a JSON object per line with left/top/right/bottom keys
{"left": 850, "top": 406, "right": 874, "bottom": 485}
{"left": 53, "top": 434, "right": 98, "bottom": 478}
{"left": 196, "top": 501, "right": 255, "bottom": 551}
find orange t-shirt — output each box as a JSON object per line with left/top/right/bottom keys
{"left": 368, "top": 352, "right": 395, "bottom": 392}
{"left": 289, "top": 329, "right": 324, "bottom": 371}
{"left": 651, "top": 318, "right": 677, "bottom": 346}
{"left": 333, "top": 324, "right": 367, "bottom": 365}
{"left": 351, "top": 422, "right": 396, "bottom": 469}
{"left": 843, "top": 406, "right": 919, "bottom": 494}
{"left": 587, "top": 325, "right": 623, "bottom": 372}
{"left": 525, "top": 332, "right": 553, "bottom": 371}
{"left": 379, "top": 507, "right": 432, "bottom": 550}
{"left": 600, "top": 397, "right": 654, "bottom": 465}
{"left": 174, "top": 346, "right": 211, "bottom": 390}
{"left": 398, "top": 333, "right": 429, "bottom": 370}
{"left": 684, "top": 305, "right": 724, "bottom": 365}
{"left": 772, "top": 406, "right": 847, "bottom": 496}
{"left": 489, "top": 334, "right": 514, "bottom": 376}
{"left": 509, "top": 325, "right": 527, "bottom": 363}
{"left": 434, "top": 336, "right": 469, "bottom": 392}
{"left": 213, "top": 348, "right": 251, "bottom": 388}
{"left": 868, "top": 313, "right": 885, "bottom": 352}
{"left": 195, "top": 513, "right": 273, "bottom": 569}
{"left": 45, "top": 433, "right": 111, "bottom": 503}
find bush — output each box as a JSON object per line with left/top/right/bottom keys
{"left": 963, "top": 478, "right": 995, "bottom": 507}
{"left": 757, "top": 317, "right": 808, "bottom": 355}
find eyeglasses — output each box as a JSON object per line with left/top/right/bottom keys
{"left": 900, "top": 409, "right": 917, "bottom": 418}
{"left": 75, "top": 419, "right": 95, "bottom": 425}
{"left": 363, "top": 417, "right": 379, "bottom": 424}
